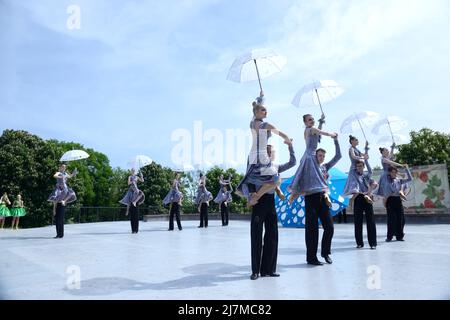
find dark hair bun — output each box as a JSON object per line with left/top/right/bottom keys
{"left": 379, "top": 147, "right": 384, "bottom": 153}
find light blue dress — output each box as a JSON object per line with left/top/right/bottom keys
{"left": 342, "top": 146, "right": 368, "bottom": 196}
{"left": 163, "top": 179, "right": 183, "bottom": 205}
{"left": 48, "top": 172, "right": 77, "bottom": 204}
{"left": 288, "top": 128, "right": 328, "bottom": 195}
{"left": 214, "top": 181, "right": 233, "bottom": 204}
{"left": 376, "top": 145, "right": 396, "bottom": 197}
{"left": 237, "top": 119, "right": 279, "bottom": 200}
{"left": 196, "top": 177, "right": 213, "bottom": 204}
{"left": 119, "top": 175, "right": 145, "bottom": 206}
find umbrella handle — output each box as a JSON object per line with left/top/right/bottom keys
{"left": 314, "top": 89, "right": 325, "bottom": 116}
{"left": 387, "top": 119, "right": 395, "bottom": 145}
{"left": 253, "top": 59, "right": 263, "bottom": 92}
{"left": 356, "top": 115, "right": 368, "bottom": 142}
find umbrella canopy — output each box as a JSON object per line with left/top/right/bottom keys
{"left": 127, "top": 155, "right": 153, "bottom": 171}
{"left": 340, "top": 111, "right": 380, "bottom": 141}
{"left": 377, "top": 134, "right": 409, "bottom": 145}
{"left": 60, "top": 150, "right": 89, "bottom": 162}
{"left": 291, "top": 80, "right": 344, "bottom": 114}
{"left": 371, "top": 116, "right": 408, "bottom": 135}
{"left": 276, "top": 168, "right": 349, "bottom": 228}
{"left": 227, "top": 48, "right": 286, "bottom": 91}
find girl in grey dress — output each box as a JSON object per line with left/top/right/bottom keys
{"left": 376, "top": 144, "right": 407, "bottom": 203}
{"left": 214, "top": 175, "right": 232, "bottom": 206}
{"left": 195, "top": 173, "right": 213, "bottom": 212}
{"left": 119, "top": 168, "right": 145, "bottom": 215}
{"left": 343, "top": 136, "right": 375, "bottom": 205}
{"left": 163, "top": 173, "right": 183, "bottom": 206}
{"left": 288, "top": 114, "right": 337, "bottom": 204}
{"left": 48, "top": 164, "right": 78, "bottom": 215}
{"left": 236, "top": 93, "right": 292, "bottom": 207}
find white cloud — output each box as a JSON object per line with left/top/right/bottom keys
{"left": 271, "top": 0, "right": 447, "bottom": 77}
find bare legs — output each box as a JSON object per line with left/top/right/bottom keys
{"left": 275, "top": 187, "right": 285, "bottom": 201}
{"left": 11, "top": 217, "right": 20, "bottom": 230}
{"left": 249, "top": 179, "right": 281, "bottom": 207}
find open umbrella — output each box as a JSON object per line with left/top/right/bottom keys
{"left": 227, "top": 48, "right": 286, "bottom": 92}
{"left": 291, "top": 80, "right": 344, "bottom": 115}
{"left": 127, "top": 155, "right": 153, "bottom": 171}
{"left": 340, "top": 111, "right": 380, "bottom": 142}
{"left": 377, "top": 134, "right": 409, "bottom": 145}
{"left": 371, "top": 116, "right": 408, "bottom": 145}
{"left": 60, "top": 150, "right": 89, "bottom": 162}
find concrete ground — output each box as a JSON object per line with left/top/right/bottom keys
{"left": 1, "top": 220, "right": 450, "bottom": 300}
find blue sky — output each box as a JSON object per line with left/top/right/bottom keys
{"left": 1, "top": 0, "right": 449, "bottom": 177}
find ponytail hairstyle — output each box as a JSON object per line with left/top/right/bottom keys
{"left": 349, "top": 135, "right": 357, "bottom": 144}
{"left": 379, "top": 147, "right": 387, "bottom": 154}
{"left": 252, "top": 101, "right": 265, "bottom": 116}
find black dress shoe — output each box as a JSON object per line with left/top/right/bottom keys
{"left": 53, "top": 236, "right": 61, "bottom": 239}
{"left": 396, "top": 238, "right": 405, "bottom": 241}
{"left": 250, "top": 273, "right": 259, "bottom": 280}
{"left": 198, "top": 226, "right": 203, "bottom": 228}
{"left": 356, "top": 244, "right": 364, "bottom": 249}
{"left": 385, "top": 238, "right": 392, "bottom": 242}
{"left": 370, "top": 246, "right": 377, "bottom": 250}
{"left": 321, "top": 255, "right": 333, "bottom": 264}
{"left": 260, "top": 273, "right": 280, "bottom": 277}
{"left": 168, "top": 229, "right": 173, "bottom": 231}
{"left": 307, "top": 260, "right": 324, "bottom": 266}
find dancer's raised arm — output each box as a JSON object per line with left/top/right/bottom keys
{"left": 265, "top": 123, "right": 291, "bottom": 143}
{"left": 318, "top": 113, "right": 325, "bottom": 130}
{"left": 310, "top": 126, "right": 337, "bottom": 138}
{"left": 349, "top": 148, "right": 366, "bottom": 161}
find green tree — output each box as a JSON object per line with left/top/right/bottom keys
{"left": 396, "top": 128, "right": 450, "bottom": 183}
{"left": 0, "top": 130, "right": 58, "bottom": 227}
{"left": 47, "top": 140, "right": 114, "bottom": 206}
{"left": 139, "top": 163, "right": 175, "bottom": 213}
{"left": 110, "top": 167, "right": 129, "bottom": 206}
{"left": 205, "top": 166, "right": 248, "bottom": 214}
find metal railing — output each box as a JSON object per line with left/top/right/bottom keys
{"left": 63, "top": 204, "right": 248, "bottom": 224}
{"left": 64, "top": 206, "right": 168, "bottom": 224}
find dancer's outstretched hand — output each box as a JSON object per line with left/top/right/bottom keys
{"left": 320, "top": 113, "right": 325, "bottom": 122}
{"left": 332, "top": 133, "right": 339, "bottom": 140}
{"left": 330, "top": 132, "right": 338, "bottom": 138}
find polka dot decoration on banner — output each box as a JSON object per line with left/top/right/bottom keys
{"left": 276, "top": 168, "right": 349, "bottom": 228}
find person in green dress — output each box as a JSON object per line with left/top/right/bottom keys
{"left": 11, "top": 194, "right": 26, "bottom": 230}
{"left": 0, "top": 192, "right": 12, "bottom": 229}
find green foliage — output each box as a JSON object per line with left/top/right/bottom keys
{"left": 205, "top": 166, "right": 248, "bottom": 213}
{"left": 396, "top": 128, "right": 450, "bottom": 183}
{"left": 0, "top": 129, "right": 250, "bottom": 227}
{"left": 0, "top": 130, "right": 58, "bottom": 227}
{"left": 139, "top": 162, "right": 175, "bottom": 213}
